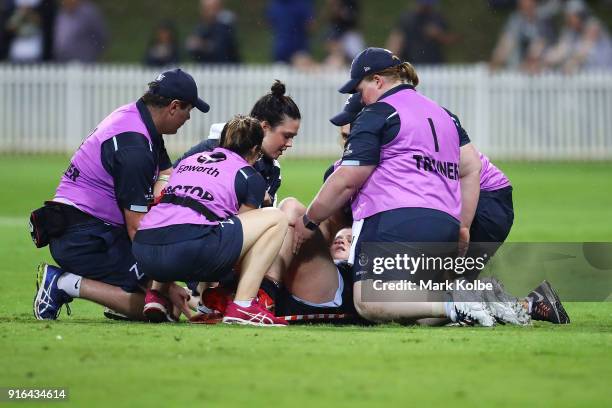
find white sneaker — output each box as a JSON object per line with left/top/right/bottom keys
{"left": 481, "top": 277, "right": 531, "bottom": 326}
{"left": 451, "top": 302, "right": 496, "bottom": 327}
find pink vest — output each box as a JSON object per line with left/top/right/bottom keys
{"left": 54, "top": 102, "right": 154, "bottom": 225}
{"left": 351, "top": 88, "right": 461, "bottom": 221}
{"left": 139, "top": 147, "right": 247, "bottom": 229}
{"left": 479, "top": 152, "right": 511, "bottom": 191}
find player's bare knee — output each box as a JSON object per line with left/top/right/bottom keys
{"left": 278, "top": 197, "right": 306, "bottom": 222}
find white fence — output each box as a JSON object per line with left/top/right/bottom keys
{"left": 1, "top": 63, "right": 611, "bottom": 159}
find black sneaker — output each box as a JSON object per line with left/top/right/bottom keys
{"left": 103, "top": 308, "right": 130, "bottom": 321}
{"left": 527, "top": 281, "right": 570, "bottom": 324}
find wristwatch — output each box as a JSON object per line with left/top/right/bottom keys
{"left": 302, "top": 214, "right": 320, "bottom": 231}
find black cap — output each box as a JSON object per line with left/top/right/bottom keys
{"left": 339, "top": 47, "right": 401, "bottom": 94}
{"left": 150, "top": 68, "right": 210, "bottom": 113}
{"left": 330, "top": 93, "right": 364, "bottom": 126}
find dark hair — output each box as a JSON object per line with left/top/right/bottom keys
{"left": 250, "top": 80, "right": 301, "bottom": 128}
{"left": 365, "top": 61, "right": 419, "bottom": 87}
{"left": 141, "top": 81, "right": 190, "bottom": 109}
{"left": 219, "top": 115, "right": 264, "bottom": 158}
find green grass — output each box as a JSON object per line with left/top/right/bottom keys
{"left": 0, "top": 156, "right": 611, "bottom": 407}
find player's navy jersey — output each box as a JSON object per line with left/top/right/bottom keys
{"left": 176, "top": 138, "right": 281, "bottom": 207}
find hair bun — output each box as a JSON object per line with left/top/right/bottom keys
{"left": 271, "top": 80, "right": 286, "bottom": 98}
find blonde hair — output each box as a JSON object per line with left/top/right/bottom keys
{"left": 365, "top": 61, "right": 419, "bottom": 87}
{"left": 219, "top": 115, "right": 264, "bottom": 158}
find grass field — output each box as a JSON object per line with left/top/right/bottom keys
{"left": 1, "top": 156, "right": 611, "bottom": 407}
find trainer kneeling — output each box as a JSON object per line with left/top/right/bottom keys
{"left": 132, "top": 115, "right": 288, "bottom": 326}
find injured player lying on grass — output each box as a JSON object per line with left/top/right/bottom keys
{"left": 158, "top": 198, "right": 570, "bottom": 327}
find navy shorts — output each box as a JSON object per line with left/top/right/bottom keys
{"left": 469, "top": 186, "right": 514, "bottom": 244}
{"left": 132, "top": 217, "right": 243, "bottom": 284}
{"left": 465, "top": 186, "right": 514, "bottom": 273}
{"left": 352, "top": 207, "right": 460, "bottom": 282}
{"left": 49, "top": 220, "right": 145, "bottom": 293}
{"left": 275, "top": 261, "right": 357, "bottom": 317}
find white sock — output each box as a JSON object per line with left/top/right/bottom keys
{"left": 57, "top": 273, "right": 82, "bottom": 298}
{"left": 445, "top": 301, "right": 457, "bottom": 322}
{"left": 234, "top": 299, "right": 253, "bottom": 308}
{"left": 527, "top": 298, "right": 533, "bottom": 314}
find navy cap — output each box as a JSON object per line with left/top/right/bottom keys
{"left": 330, "top": 93, "right": 364, "bottom": 126}
{"left": 151, "top": 68, "right": 210, "bottom": 113}
{"left": 339, "top": 47, "right": 401, "bottom": 94}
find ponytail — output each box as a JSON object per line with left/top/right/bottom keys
{"left": 365, "top": 61, "right": 419, "bottom": 87}
{"left": 250, "top": 80, "right": 301, "bottom": 127}
{"left": 398, "top": 62, "right": 419, "bottom": 87}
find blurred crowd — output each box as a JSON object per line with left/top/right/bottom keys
{"left": 1, "top": 0, "right": 610, "bottom": 73}
{"left": 143, "top": 0, "right": 367, "bottom": 71}
{"left": 489, "top": 0, "right": 612, "bottom": 73}
{"left": 0, "top": 0, "right": 107, "bottom": 63}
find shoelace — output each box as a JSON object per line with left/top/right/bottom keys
{"left": 237, "top": 306, "right": 276, "bottom": 324}
{"left": 37, "top": 275, "right": 70, "bottom": 317}
{"left": 533, "top": 301, "right": 552, "bottom": 319}
{"left": 455, "top": 307, "right": 475, "bottom": 326}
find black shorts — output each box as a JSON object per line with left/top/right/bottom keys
{"left": 464, "top": 186, "right": 514, "bottom": 278}
{"left": 132, "top": 217, "right": 243, "bottom": 284}
{"left": 468, "top": 186, "right": 514, "bottom": 254}
{"left": 275, "top": 261, "right": 358, "bottom": 320}
{"left": 352, "top": 207, "right": 460, "bottom": 282}
{"left": 49, "top": 219, "right": 145, "bottom": 293}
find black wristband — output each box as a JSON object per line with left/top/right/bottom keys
{"left": 302, "top": 214, "right": 319, "bottom": 231}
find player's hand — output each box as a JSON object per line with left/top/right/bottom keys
{"left": 262, "top": 192, "right": 273, "bottom": 207}
{"left": 293, "top": 215, "right": 315, "bottom": 255}
{"left": 167, "top": 283, "right": 192, "bottom": 320}
{"left": 458, "top": 226, "right": 470, "bottom": 257}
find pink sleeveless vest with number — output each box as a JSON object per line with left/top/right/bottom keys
{"left": 351, "top": 88, "right": 461, "bottom": 221}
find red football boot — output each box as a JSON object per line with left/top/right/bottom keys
{"left": 257, "top": 288, "right": 275, "bottom": 312}
{"left": 201, "top": 286, "right": 233, "bottom": 314}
